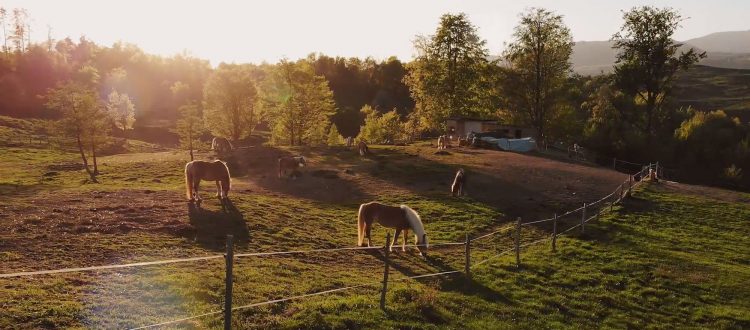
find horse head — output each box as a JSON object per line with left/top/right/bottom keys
{"left": 417, "top": 233, "right": 428, "bottom": 257}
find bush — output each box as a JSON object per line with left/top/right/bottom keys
{"left": 357, "top": 105, "right": 407, "bottom": 144}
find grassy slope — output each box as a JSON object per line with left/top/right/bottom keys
{"left": 269, "top": 184, "right": 750, "bottom": 330}
{"left": 1, "top": 151, "right": 747, "bottom": 329}
{"left": 1, "top": 116, "right": 748, "bottom": 329}
{"left": 674, "top": 65, "right": 750, "bottom": 117}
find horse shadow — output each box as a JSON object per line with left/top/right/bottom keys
{"left": 187, "top": 199, "right": 249, "bottom": 250}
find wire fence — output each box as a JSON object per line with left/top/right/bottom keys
{"left": 0, "top": 161, "right": 659, "bottom": 329}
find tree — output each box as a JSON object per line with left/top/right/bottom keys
{"left": 173, "top": 101, "right": 203, "bottom": 160}
{"left": 502, "top": 8, "right": 574, "bottom": 143}
{"left": 265, "top": 59, "right": 336, "bottom": 146}
{"left": 105, "top": 89, "right": 136, "bottom": 135}
{"left": 45, "top": 82, "right": 107, "bottom": 182}
{"left": 404, "top": 13, "right": 491, "bottom": 130}
{"left": 357, "top": 105, "right": 406, "bottom": 144}
{"left": 202, "top": 63, "right": 260, "bottom": 142}
{"left": 612, "top": 6, "right": 706, "bottom": 137}
{"left": 327, "top": 124, "right": 344, "bottom": 146}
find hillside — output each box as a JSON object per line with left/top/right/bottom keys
{"left": 684, "top": 30, "right": 750, "bottom": 53}
{"left": 673, "top": 65, "right": 750, "bottom": 118}
{"left": 571, "top": 31, "right": 750, "bottom": 75}
{"left": 1, "top": 122, "right": 748, "bottom": 328}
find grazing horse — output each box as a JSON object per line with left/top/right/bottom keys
{"left": 278, "top": 156, "right": 306, "bottom": 178}
{"left": 211, "top": 137, "right": 233, "bottom": 155}
{"left": 358, "top": 141, "right": 370, "bottom": 156}
{"left": 451, "top": 168, "right": 466, "bottom": 197}
{"left": 357, "top": 202, "right": 428, "bottom": 256}
{"left": 185, "top": 160, "right": 231, "bottom": 204}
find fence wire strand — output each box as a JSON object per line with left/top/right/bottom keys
{"left": 0, "top": 255, "right": 224, "bottom": 279}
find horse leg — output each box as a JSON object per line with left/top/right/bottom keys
{"left": 402, "top": 228, "right": 409, "bottom": 251}
{"left": 391, "top": 229, "right": 401, "bottom": 252}
{"left": 193, "top": 179, "right": 201, "bottom": 201}
{"left": 365, "top": 223, "right": 372, "bottom": 247}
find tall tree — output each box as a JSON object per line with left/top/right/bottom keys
{"left": 45, "top": 82, "right": 107, "bottom": 182}
{"left": 404, "top": 13, "right": 490, "bottom": 130}
{"left": 502, "top": 8, "right": 574, "bottom": 143}
{"left": 265, "top": 59, "right": 336, "bottom": 146}
{"left": 612, "top": 6, "right": 705, "bottom": 137}
{"left": 173, "top": 101, "right": 203, "bottom": 161}
{"left": 202, "top": 63, "right": 260, "bottom": 142}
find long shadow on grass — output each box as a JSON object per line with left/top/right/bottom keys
{"left": 365, "top": 248, "right": 508, "bottom": 304}
{"left": 321, "top": 146, "right": 608, "bottom": 221}
{"left": 226, "top": 145, "right": 372, "bottom": 203}
{"left": 187, "top": 200, "right": 249, "bottom": 250}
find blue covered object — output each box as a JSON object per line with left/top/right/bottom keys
{"left": 496, "top": 137, "right": 536, "bottom": 152}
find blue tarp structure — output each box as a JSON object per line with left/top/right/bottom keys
{"left": 497, "top": 137, "right": 537, "bottom": 152}
{"left": 479, "top": 137, "right": 537, "bottom": 152}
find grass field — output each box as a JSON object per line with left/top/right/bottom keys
{"left": 1, "top": 117, "right": 748, "bottom": 329}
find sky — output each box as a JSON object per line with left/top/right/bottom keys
{"left": 3, "top": 0, "right": 749, "bottom": 65}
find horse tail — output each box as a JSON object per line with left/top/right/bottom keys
{"left": 185, "top": 162, "right": 193, "bottom": 199}
{"left": 221, "top": 161, "right": 231, "bottom": 193}
{"left": 357, "top": 203, "right": 367, "bottom": 246}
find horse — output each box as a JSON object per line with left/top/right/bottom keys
{"left": 437, "top": 135, "right": 446, "bottom": 150}
{"left": 185, "top": 160, "right": 231, "bottom": 204}
{"left": 278, "top": 156, "right": 306, "bottom": 178}
{"left": 451, "top": 168, "right": 466, "bottom": 197}
{"left": 211, "top": 137, "right": 233, "bottom": 155}
{"left": 358, "top": 141, "right": 370, "bottom": 156}
{"left": 357, "top": 202, "right": 428, "bottom": 256}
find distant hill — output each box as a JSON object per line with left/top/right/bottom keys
{"left": 570, "top": 30, "right": 750, "bottom": 75}
{"left": 684, "top": 30, "right": 750, "bottom": 53}
{"left": 673, "top": 65, "right": 750, "bottom": 121}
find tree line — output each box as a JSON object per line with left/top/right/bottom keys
{"left": 1, "top": 5, "right": 748, "bottom": 188}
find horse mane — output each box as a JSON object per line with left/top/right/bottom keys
{"left": 400, "top": 205, "right": 427, "bottom": 246}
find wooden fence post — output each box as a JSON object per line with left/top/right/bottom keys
{"left": 224, "top": 235, "right": 234, "bottom": 330}
{"left": 464, "top": 233, "right": 471, "bottom": 281}
{"left": 515, "top": 217, "right": 521, "bottom": 267}
{"left": 552, "top": 213, "right": 558, "bottom": 252}
{"left": 380, "top": 232, "right": 391, "bottom": 310}
{"left": 581, "top": 203, "right": 586, "bottom": 234}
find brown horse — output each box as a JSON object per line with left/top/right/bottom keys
{"left": 358, "top": 141, "right": 370, "bottom": 156}
{"left": 211, "top": 137, "right": 233, "bottom": 155}
{"left": 357, "top": 202, "right": 428, "bottom": 255}
{"left": 185, "top": 160, "right": 231, "bottom": 203}
{"left": 278, "top": 156, "right": 306, "bottom": 178}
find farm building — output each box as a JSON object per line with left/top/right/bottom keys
{"left": 446, "top": 117, "right": 538, "bottom": 139}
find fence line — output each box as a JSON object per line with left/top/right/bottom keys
{"left": 4, "top": 162, "right": 658, "bottom": 330}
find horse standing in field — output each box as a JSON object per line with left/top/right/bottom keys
{"left": 278, "top": 156, "right": 306, "bottom": 178}
{"left": 357, "top": 202, "right": 428, "bottom": 256}
{"left": 451, "top": 168, "right": 466, "bottom": 197}
{"left": 358, "top": 141, "right": 370, "bottom": 156}
{"left": 185, "top": 160, "right": 231, "bottom": 204}
{"left": 211, "top": 137, "right": 233, "bottom": 156}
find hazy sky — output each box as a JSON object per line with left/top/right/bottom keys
{"left": 3, "top": 0, "right": 749, "bottom": 65}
